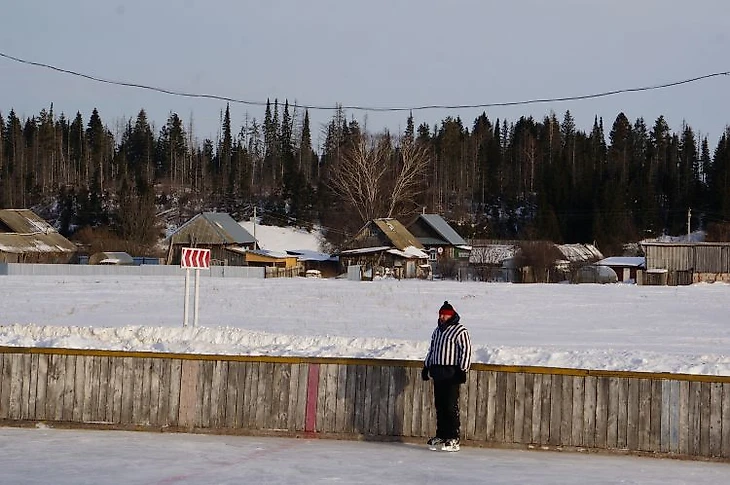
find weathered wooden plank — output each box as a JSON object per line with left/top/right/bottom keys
{"left": 242, "top": 361, "right": 257, "bottom": 429}
{"left": 142, "top": 358, "right": 155, "bottom": 426}
{"left": 494, "top": 372, "right": 507, "bottom": 443}
{"left": 119, "top": 357, "right": 134, "bottom": 424}
{"left": 722, "top": 383, "right": 730, "bottom": 458}
{"left": 689, "top": 381, "right": 701, "bottom": 456}
{"left": 378, "top": 366, "right": 390, "bottom": 436}
{"left": 353, "top": 364, "right": 367, "bottom": 435}
{"left": 234, "top": 361, "right": 249, "bottom": 429}
{"left": 95, "top": 356, "right": 109, "bottom": 422}
{"left": 0, "top": 354, "right": 6, "bottom": 419}
{"left": 667, "top": 380, "right": 680, "bottom": 454}
{"left": 148, "top": 358, "right": 162, "bottom": 426}
{"left": 539, "top": 374, "right": 552, "bottom": 445}
{"left": 710, "top": 382, "right": 723, "bottom": 457}
{"left": 168, "top": 359, "right": 182, "bottom": 426}
{"left": 583, "top": 376, "right": 597, "bottom": 449}
{"left": 296, "top": 363, "right": 309, "bottom": 432}
{"left": 606, "top": 377, "right": 619, "bottom": 449}
{"left": 571, "top": 375, "right": 584, "bottom": 447}
{"left": 178, "top": 359, "right": 199, "bottom": 428}
{"left": 284, "top": 363, "right": 299, "bottom": 431}
{"left": 594, "top": 377, "right": 609, "bottom": 449}
{"left": 83, "top": 356, "right": 99, "bottom": 422}
{"left": 198, "top": 361, "right": 213, "bottom": 428}
{"left": 392, "top": 366, "right": 406, "bottom": 437}
{"left": 8, "top": 354, "right": 23, "bottom": 419}
{"left": 486, "top": 371, "right": 499, "bottom": 441}
{"left": 637, "top": 379, "right": 651, "bottom": 451}
{"left": 521, "top": 373, "right": 533, "bottom": 444}
{"left": 530, "top": 373, "right": 542, "bottom": 444}
{"left": 504, "top": 372, "right": 515, "bottom": 444}
{"left": 255, "top": 362, "right": 272, "bottom": 429}
{"left": 700, "top": 381, "right": 711, "bottom": 457}
{"left": 464, "top": 370, "right": 477, "bottom": 440}
{"left": 322, "top": 364, "right": 339, "bottom": 433}
{"left": 34, "top": 354, "right": 48, "bottom": 420}
{"left": 626, "top": 378, "right": 639, "bottom": 450}
{"left": 548, "top": 374, "right": 562, "bottom": 446}
{"left": 401, "top": 367, "right": 415, "bottom": 437}
{"left": 366, "top": 365, "right": 381, "bottom": 435}
{"left": 209, "top": 360, "right": 225, "bottom": 428}
{"left": 20, "top": 354, "right": 32, "bottom": 419}
{"left": 513, "top": 373, "right": 525, "bottom": 443}
{"left": 133, "top": 358, "right": 148, "bottom": 425}
{"left": 334, "top": 363, "right": 348, "bottom": 434}
{"left": 650, "top": 379, "right": 662, "bottom": 452}
{"left": 110, "top": 356, "right": 124, "bottom": 423}
{"left": 410, "top": 367, "right": 423, "bottom": 438}
{"left": 480, "top": 371, "right": 494, "bottom": 441}
{"left": 62, "top": 354, "right": 76, "bottom": 422}
{"left": 225, "top": 361, "right": 240, "bottom": 428}
{"left": 616, "top": 377, "right": 628, "bottom": 449}
{"left": 678, "top": 380, "right": 690, "bottom": 455}
{"left": 560, "top": 374, "right": 573, "bottom": 447}
{"left": 70, "top": 354, "right": 86, "bottom": 422}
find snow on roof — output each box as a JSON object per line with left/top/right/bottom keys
{"left": 469, "top": 244, "right": 517, "bottom": 264}
{"left": 386, "top": 245, "right": 429, "bottom": 259}
{"left": 557, "top": 244, "right": 603, "bottom": 263}
{"left": 597, "top": 256, "right": 646, "bottom": 268}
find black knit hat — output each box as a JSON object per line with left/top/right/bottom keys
{"left": 439, "top": 301, "right": 455, "bottom": 316}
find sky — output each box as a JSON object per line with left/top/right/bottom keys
{"left": 2, "top": 223, "right": 730, "bottom": 376}
{"left": 3, "top": 426, "right": 730, "bottom": 484}
{"left": 2, "top": 1, "right": 729, "bottom": 150}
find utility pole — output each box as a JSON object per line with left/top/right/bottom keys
{"left": 253, "top": 206, "right": 257, "bottom": 249}
{"left": 687, "top": 207, "right": 692, "bottom": 238}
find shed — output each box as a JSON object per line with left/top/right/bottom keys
{"left": 165, "top": 212, "right": 257, "bottom": 266}
{"left": 596, "top": 256, "right": 645, "bottom": 283}
{"left": 89, "top": 251, "right": 135, "bottom": 265}
{"left": 641, "top": 242, "right": 730, "bottom": 284}
{"left": 0, "top": 209, "right": 77, "bottom": 264}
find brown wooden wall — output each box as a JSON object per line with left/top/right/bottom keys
{"left": 1, "top": 347, "right": 729, "bottom": 461}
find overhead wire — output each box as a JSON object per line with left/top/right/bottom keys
{"left": 1, "top": 51, "right": 728, "bottom": 113}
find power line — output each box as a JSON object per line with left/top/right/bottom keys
{"left": 2, "top": 51, "right": 728, "bottom": 113}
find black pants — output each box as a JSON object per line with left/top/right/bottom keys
{"left": 433, "top": 377, "right": 461, "bottom": 440}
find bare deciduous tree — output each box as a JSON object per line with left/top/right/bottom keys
{"left": 328, "top": 131, "right": 430, "bottom": 225}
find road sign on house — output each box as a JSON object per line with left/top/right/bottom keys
{"left": 181, "top": 247, "right": 211, "bottom": 269}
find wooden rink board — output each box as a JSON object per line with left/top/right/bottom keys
{"left": 1, "top": 346, "right": 729, "bottom": 461}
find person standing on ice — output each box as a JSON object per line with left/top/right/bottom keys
{"left": 421, "top": 300, "right": 472, "bottom": 452}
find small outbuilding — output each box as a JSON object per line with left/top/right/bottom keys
{"left": 596, "top": 256, "right": 645, "bottom": 283}
{"left": 89, "top": 251, "right": 135, "bottom": 265}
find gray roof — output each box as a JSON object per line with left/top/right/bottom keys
{"left": 415, "top": 214, "right": 467, "bottom": 246}
{"left": 168, "top": 212, "right": 256, "bottom": 245}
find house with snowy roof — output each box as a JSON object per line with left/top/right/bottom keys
{"left": 338, "top": 218, "right": 429, "bottom": 278}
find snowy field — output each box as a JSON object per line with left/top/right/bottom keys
{"left": 2, "top": 426, "right": 729, "bottom": 484}
{"left": 1, "top": 275, "right": 729, "bottom": 376}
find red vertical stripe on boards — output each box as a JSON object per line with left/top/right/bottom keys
{"left": 305, "top": 364, "right": 320, "bottom": 432}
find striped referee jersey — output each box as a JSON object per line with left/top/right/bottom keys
{"left": 424, "top": 315, "right": 472, "bottom": 371}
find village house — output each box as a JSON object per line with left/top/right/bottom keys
{"left": 165, "top": 212, "right": 257, "bottom": 266}
{"left": 406, "top": 213, "right": 471, "bottom": 278}
{"left": 0, "top": 209, "right": 77, "bottom": 264}
{"left": 338, "top": 218, "right": 429, "bottom": 279}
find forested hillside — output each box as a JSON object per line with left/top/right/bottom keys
{"left": 1, "top": 100, "right": 729, "bottom": 255}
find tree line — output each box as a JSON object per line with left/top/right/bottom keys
{"left": 1, "top": 101, "right": 729, "bottom": 255}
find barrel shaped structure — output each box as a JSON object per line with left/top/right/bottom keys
{"left": 1, "top": 347, "right": 729, "bottom": 461}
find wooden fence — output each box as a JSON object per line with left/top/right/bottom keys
{"left": 1, "top": 346, "right": 729, "bottom": 461}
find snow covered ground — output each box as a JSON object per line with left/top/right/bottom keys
{"left": 1, "top": 275, "right": 729, "bottom": 376}
{"left": 2, "top": 426, "right": 729, "bottom": 484}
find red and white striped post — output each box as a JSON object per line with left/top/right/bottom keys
{"left": 180, "top": 247, "right": 211, "bottom": 327}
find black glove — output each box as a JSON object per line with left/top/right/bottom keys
{"left": 421, "top": 367, "right": 430, "bottom": 381}
{"left": 456, "top": 368, "right": 467, "bottom": 384}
